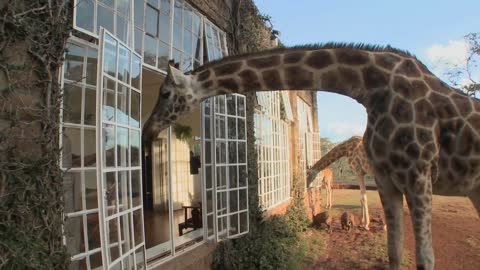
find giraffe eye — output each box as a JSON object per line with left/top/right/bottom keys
{"left": 161, "top": 91, "right": 171, "bottom": 99}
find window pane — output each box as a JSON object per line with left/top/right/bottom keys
{"left": 134, "top": 0, "right": 144, "bottom": 28}
{"left": 83, "top": 87, "right": 97, "bottom": 126}
{"left": 180, "top": 56, "right": 192, "bottom": 72}
{"left": 103, "top": 124, "right": 115, "bottom": 167}
{"left": 228, "top": 141, "right": 237, "bottom": 163}
{"left": 118, "top": 171, "right": 128, "bottom": 212}
{"left": 87, "top": 212, "right": 101, "bottom": 249}
{"left": 226, "top": 95, "right": 236, "bottom": 115}
{"left": 204, "top": 117, "right": 211, "bottom": 139}
{"left": 145, "top": 5, "right": 159, "bottom": 37}
{"left": 86, "top": 48, "right": 98, "bottom": 86}
{"left": 183, "top": 31, "right": 192, "bottom": 57}
{"left": 103, "top": 77, "right": 116, "bottom": 122}
{"left": 130, "top": 130, "right": 140, "bottom": 166}
{"left": 240, "top": 211, "right": 248, "bottom": 233}
{"left": 64, "top": 43, "right": 85, "bottom": 82}
{"left": 103, "top": 34, "right": 117, "bottom": 77}
{"left": 239, "top": 165, "right": 247, "bottom": 187}
{"left": 157, "top": 41, "right": 170, "bottom": 70}
{"left": 132, "top": 170, "right": 141, "bottom": 207}
{"left": 63, "top": 83, "right": 82, "bottom": 124}
{"left": 89, "top": 251, "right": 103, "bottom": 269}
{"left": 85, "top": 170, "right": 98, "bottom": 209}
{"left": 239, "top": 189, "right": 247, "bottom": 210}
{"left": 133, "top": 210, "right": 144, "bottom": 245}
{"left": 116, "top": 14, "right": 129, "bottom": 44}
{"left": 63, "top": 171, "right": 82, "bottom": 213}
{"left": 172, "top": 23, "right": 182, "bottom": 49}
{"left": 134, "top": 28, "right": 143, "bottom": 55}
{"left": 159, "top": 13, "right": 171, "bottom": 43}
{"left": 132, "top": 54, "right": 141, "bottom": 89}
{"left": 172, "top": 48, "right": 182, "bottom": 65}
{"left": 173, "top": 0, "right": 183, "bottom": 25}
{"left": 84, "top": 128, "right": 96, "bottom": 167}
{"left": 143, "top": 34, "right": 157, "bottom": 66}
{"left": 116, "top": 0, "right": 130, "bottom": 17}
{"left": 118, "top": 45, "right": 131, "bottom": 84}
{"left": 215, "top": 116, "right": 226, "bottom": 139}
{"left": 97, "top": 4, "right": 114, "bottom": 34}
{"left": 99, "top": 0, "right": 114, "bottom": 7}
{"left": 117, "top": 84, "right": 129, "bottom": 125}
{"left": 75, "top": 0, "right": 94, "bottom": 32}
{"left": 65, "top": 215, "right": 85, "bottom": 255}
{"left": 147, "top": 0, "right": 159, "bottom": 6}
{"left": 184, "top": 5, "right": 192, "bottom": 29}
{"left": 229, "top": 213, "right": 239, "bottom": 236}
{"left": 227, "top": 117, "right": 236, "bottom": 140}
{"left": 105, "top": 172, "right": 117, "bottom": 215}
{"left": 237, "top": 118, "right": 245, "bottom": 140}
{"left": 205, "top": 165, "right": 212, "bottom": 188}
{"left": 108, "top": 218, "right": 120, "bottom": 262}
{"left": 160, "top": 0, "right": 170, "bottom": 15}
{"left": 193, "top": 13, "right": 201, "bottom": 36}
{"left": 216, "top": 166, "right": 226, "bottom": 190}
{"left": 135, "top": 247, "right": 146, "bottom": 270}
{"left": 131, "top": 90, "right": 141, "bottom": 128}
{"left": 216, "top": 141, "right": 226, "bottom": 164}
{"left": 62, "top": 127, "right": 81, "bottom": 168}
{"left": 229, "top": 165, "right": 238, "bottom": 188}
{"left": 117, "top": 127, "right": 129, "bottom": 167}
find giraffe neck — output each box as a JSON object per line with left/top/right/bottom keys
{"left": 307, "top": 136, "right": 362, "bottom": 185}
{"left": 191, "top": 46, "right": 414, "bottom": 105}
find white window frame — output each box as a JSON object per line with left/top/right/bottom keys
{"left": 255, "top": 92, "right": 291, "bottom": 209}
{"left": 98, "top": 28, "right": 146, "bottom": 269}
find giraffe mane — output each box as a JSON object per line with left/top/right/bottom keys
{"left": 191, "top": 42, "right": 417, "bottom": 74}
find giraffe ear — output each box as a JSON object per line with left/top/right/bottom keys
{"left": 167, "top": 61, "right": 187, "bottom": 86}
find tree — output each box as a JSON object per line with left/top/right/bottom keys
{"left": 445, "top": 33, "right": 480, "bottom": 96}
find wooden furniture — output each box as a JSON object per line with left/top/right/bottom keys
{"left": 178, "top": 203, "right": 202, "bottom": 236}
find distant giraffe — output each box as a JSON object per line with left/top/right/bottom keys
{"left": 308, "top": 136, "right": 373, "bottom": 230}
{"left": 143, "top": 43, "right": 480, "bottom": 270}
{"left": 319, "top": 168, "right": 334, "bottom": 210}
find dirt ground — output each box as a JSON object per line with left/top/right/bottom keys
{"left": 296, "top": 189, "right": 480, "bottom": 270}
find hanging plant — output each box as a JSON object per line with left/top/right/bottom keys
{"left": 173, "top": 123, "right": 193, "bottom": 142}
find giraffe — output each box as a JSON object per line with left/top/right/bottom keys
{"left": 318, "top": 168, "right": 334, "bottom": 210}
{"left": 142, "top": 43, "right": 480, "bottom": 270}
{"left": 308, "top": 136, "right": 374, "bottom": 230}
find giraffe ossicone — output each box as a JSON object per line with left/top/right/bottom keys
{"left": 143, "top": 43, "right": 480, "bottom": 270}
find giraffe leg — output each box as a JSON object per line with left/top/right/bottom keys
{"left": 404, "top": 173, "right": 434, "bottom": 270}
{"left": 375, "top": 175, "right": 404, "bottom": 270}
{"left": 467, "top": 185, "right": 480, "bottom": 216}
{"left": 356, "top": 173, "right": 370, "bottom": 230}
{"left": 327, "top": 183, "right": 332, "bottom": 209}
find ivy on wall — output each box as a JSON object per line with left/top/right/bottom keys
{"left": 0, "top": 1, "right": 71, "bottom": 269}
{"left": 212, "top": 1, "right": 310, "bottom": 269}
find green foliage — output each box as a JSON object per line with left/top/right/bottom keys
{"left": 212, "top": 174, "right": 310, "bottom": 270}
{"left": 173, "top": 123, "right": 193, "bottom": 142}
{"left": 283, "top": 176, "right": 310, "bottom": 233}
{"left": 212, "top": 215, "right": 297, "bottom": 270}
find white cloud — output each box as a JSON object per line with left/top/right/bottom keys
{"left": 326, "top": 122, "right": 365, "bottom": 137}
{"left": 425, "top": 39, "right": 470, "bottom": 67}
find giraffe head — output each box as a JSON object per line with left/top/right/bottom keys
{"left": 143, "top": 61, "right": 195, "bottom": 141}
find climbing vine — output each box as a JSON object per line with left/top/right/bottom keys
{"left": 0, "top": 1, "right": 71, "bottom": 269}
{"left": 212, "top": 1, "right": 310, "bottom": 269}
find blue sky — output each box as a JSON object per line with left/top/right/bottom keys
{"left": 254, "top": 0, "right": 480, "bottom": 142}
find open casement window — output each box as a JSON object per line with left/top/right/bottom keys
{"left": 280, "top": 91, "right": 294, "bottom": 121}
{"left": 202, "top": 22, "right": 249, "bottom": 241}
{"left": 98, "top": 29, "right": 146, "bottom": 269}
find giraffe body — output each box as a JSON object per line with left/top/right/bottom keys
{"left": 309, "top": 136, "right": 374, "bottom": 230}
{"left": 319, "top": 168, "right": 334, "bottom": 210}
{"left": 143, "top": 43, "right": 480, "bottom": 270}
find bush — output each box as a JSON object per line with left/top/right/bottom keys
{"left": 212, "top": 215, "right": 297, "bottom": 270}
